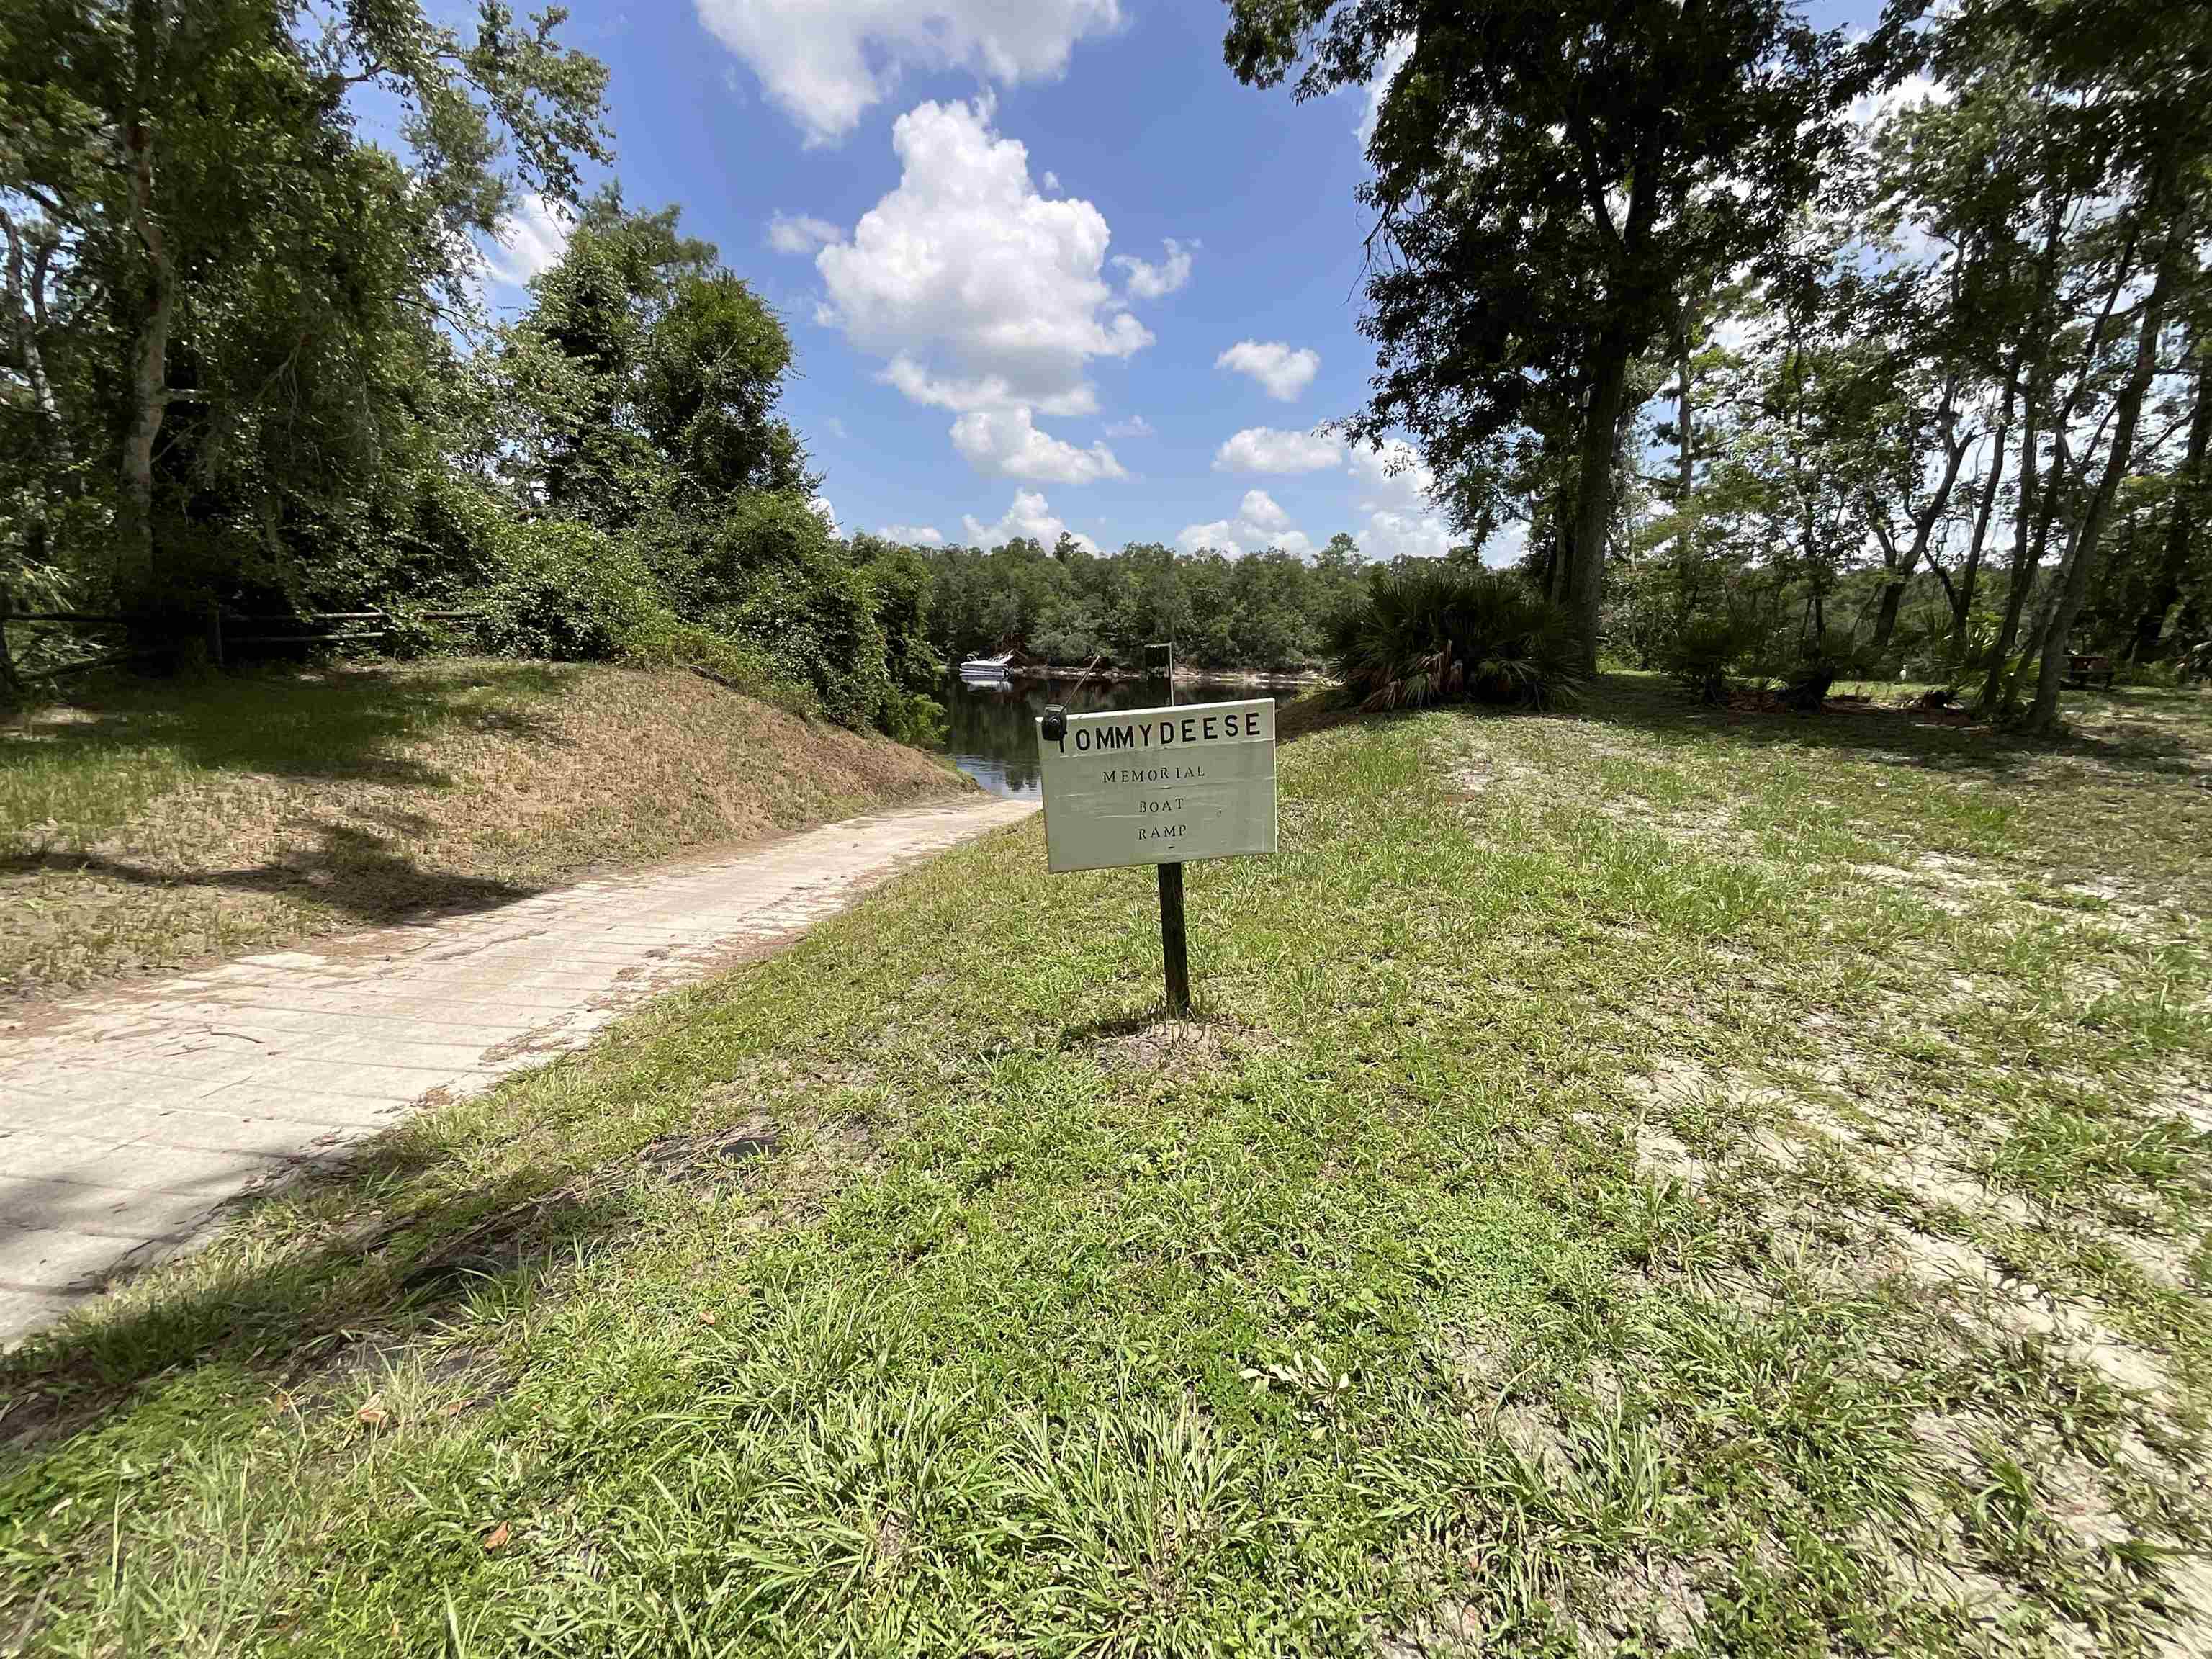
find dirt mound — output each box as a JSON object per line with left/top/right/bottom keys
{"left": 1, "top": 660, "right": 968, "bottom": 999}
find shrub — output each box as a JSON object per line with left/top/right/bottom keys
{"left": 618, "top": 608, "right": 822, "bottom": 720}
{"left": 879, "top": 687, "right": 950, "bottom": 748}
{"left": 470, "top": 521, "right": 654, "bottom": 661}
{"left": 1660, "top": 583, "right": 1833, "bottom": 706}
{"left": 1663, "top": 608, "right": 1763, "bottom": 705}
{"left": 1331, "top": 564, "right": 1585, "bottom": 711}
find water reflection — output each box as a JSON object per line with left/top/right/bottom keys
{"left": 940, "top": 675, "right": 1177, "bottom": 799}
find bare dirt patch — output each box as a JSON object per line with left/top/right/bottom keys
{"left": 1633, "top": 1123, "right": 1705, "bottom": 1187}
{"left": 1879, "top": 1225, "right": 2177, "bottom": 1398}
{"left": 1080, "top": 1015, "right": 1276, "bottom": 1076}
{"left": 636, "top": 1116, "right": 781, "bottom": 1186}
{"left": 1575, "top": 1555, "right": 1708, "bottom": 1655}
{"left": 1847, "top": 851, "right": 2011, "bottom": 914}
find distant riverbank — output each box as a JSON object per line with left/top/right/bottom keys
{"left": 1011, "top": 665, "right": 1335, "bottom": 689}
{"left": 941, "top": 670, "right": 1334, "bottom": 799}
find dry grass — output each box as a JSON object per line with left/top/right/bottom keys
{"left": 0, "top": 660, "right": 967, "bottom": 1000}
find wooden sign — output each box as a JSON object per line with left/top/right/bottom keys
{"left": 1036, "top": 698, "right": 1278, "bottom": 874}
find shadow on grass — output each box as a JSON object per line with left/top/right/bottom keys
{"left": 0, "top": 1115, "right": 640, "bottom": 1452}
{"left": 1, "top": 661, "right": 580, "bottom": 791}
{"left": 1565, "top": 673, "right": 2208, "bottom": 781}
{"left": 1054, "top": 1004, "right": 1254, "bottom": 1056}
{"left": 1, "top": 820, "right": 538, "bottom": 927}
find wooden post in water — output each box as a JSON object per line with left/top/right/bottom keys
{"left": 1146, "top": 641, "right": 1190, "bottom": 1016}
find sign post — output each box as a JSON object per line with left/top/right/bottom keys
{"left": 1150, "top": 643, "right": 1189, "bottom": 1015}
{"left": 1035, "top": 648, "right": 1277, "bottom": 1016}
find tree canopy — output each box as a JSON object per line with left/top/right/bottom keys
{"left": 1227, "top": 0, "right": 2212, "bottom": 726}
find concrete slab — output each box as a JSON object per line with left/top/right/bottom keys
{"left": 0, "top": 795, "right": 1036, "bottom": 1346}
{"left": 1, "top": 1177, "right": 248, "bottom": 1242}
{"left": 0, "top": 1287, "right": 94, "bottom": 1336}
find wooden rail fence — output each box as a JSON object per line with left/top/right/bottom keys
{"left": 0, "top": 605, "right": 483, "bottom": 688}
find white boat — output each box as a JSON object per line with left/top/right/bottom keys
{"left": 958, "top": 652, "right": 1015, "bottom": 682}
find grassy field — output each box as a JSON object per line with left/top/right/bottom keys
{"left": 0, "top": 662, "right": 966, "bottom": 1002}
{"left": 3, "top": 676, "right": 2208, "bottom": 1656}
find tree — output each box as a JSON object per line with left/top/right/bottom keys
{"left": 1871, "top": 65, "right": 2045, "bottom": 651}
{"left": 1223, "top": 0, "right": 1885, "bottom": 668}
{"left": 2012, "top": 0, "right": 2211, "bottom": 729}
{"left": 0, "top": 0, "right": 608, "bottom": 612}
{"left": 2128, "top": 350, "right": 2208, "bottom": 662}
{"left": 502, "top": 195, "right": 811, "bottom": 534}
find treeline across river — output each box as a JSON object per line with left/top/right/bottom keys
{"left": 912, "top": 535, "right": 1371, "bottom": 673}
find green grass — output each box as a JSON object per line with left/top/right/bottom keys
{"left": 3, "top": 676, "right": 2209, "bottom": 1656}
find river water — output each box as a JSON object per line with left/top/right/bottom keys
{"left": 938, "top": 674, "right": 1172, "bottom": 800}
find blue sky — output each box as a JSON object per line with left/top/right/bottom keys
{"left": 475, "top": 1, "right": 1881, "bottom": 561}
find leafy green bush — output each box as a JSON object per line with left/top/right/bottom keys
{"left": 1660, "top": 583, "right": 1827, "bottom": 705}
{"left": 1331, "top": 564, "right": 1585, "bottom": 711}
{"left": 677, "top": 495, "right": 896, "bottom": 731}
{"left": 469, "top": 521, "right": 654, "bottom": 661}
{"left": 879, "top": 688, "right": 950, "bottom": 748}
{"left": 617, "top": 608, "right": 823, "bottom": 720}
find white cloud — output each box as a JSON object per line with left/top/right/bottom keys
{"left": 1483, "top": 519, "right": 1529, "bottom": 567}
{"left": 809, "top": 495, "right": 841, "bottom": 535}
{"left": 1177, "top": 521, "right": 1317, "bottom": 560}
{"left": 1359, "top": 510, "right": 1453, "bottom": 561}
{"left": 1216, "top": 339, "right": 1320, "bottom": 402}
{"left": 1044, "top": 170, "right": 1061, "bottom": 192}
{"left": 696, "top": 0, "right": 1123, "bottom": 147}
{"left": 1711, "top": 314, "right": 1759, "bottom": 356}
{"left": 880, "top": 523, "right": 946, "bottom": 547}
{"left": 1348, "top": 439, "right": 1437, "bottom": 507}
{"left": 1114, "top": 238, "right": 1193, "bottom": 301}
{"left": 768, "top": 213, "right": 842, "bottom": 256}
{"left": 1177, "top": 521, "right": 1244, "bottom": 555}
{"left": 881, "top": 361, "right": 1092, "bottom": 417}
{"left": 1849, "top": 72, "right": 1951, "bottom": 129}
{"left": 1213, "top": 426, "right": 1344, "bottom": 474}
{"left": 1349, "top": 440, "right": 1455, "bottom": 559}
{"left": 950, "top": 406, "right": 1127, "bottom": 484}
{"left": 823, "top": 415, "right": 850, "bottom": 441}
{"left": 1177, "top": 488, "right": 1315, "bottom": 558}
{"left": 481, "top": 193, "right": 574, "bottom": 287}
{"left": 817, "top": 99, "right": 1153, "bottom": 423}
{"left": 1357, "top": 34, "right": 1416, "bottom": 150}
{"left": 1104, "top": 414, "right": 1154, "bottom": 439}
{"left": 1238, "top": 489, "right": 1292, "bottom": 533}
{"left": 963, "top": 489, "right": 1098, "bottom": 552}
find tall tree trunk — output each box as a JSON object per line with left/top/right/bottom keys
{"left": 1956, "top": 368, "right": 2018, "bottom": 639}
{"left": 2131, "top": 357, "right": 2208, "bottom": 661}
{"left": 1, "top": 213, "right": 71, "bottom": 474}
{"left": 1871, "top": 576, "right": 1909, "bottom": 649}
{"left": 118, "top": 0, "right": 172, "bottom": 603}
{"left": 1534, "top": 421, "right": 1573, "bottom": 606}
{"left": 1565, "top": 329, "right": 1632, "bottom": 672}
{"left": 1869, "top": 478, "right": 1958, "bottom": 652}
{"left": 1983, "top": 398, "right": 2044, "bottom": 710}
{"left": 1981, "top": 179, "right": 2107, "bottom": 710}
{"left": 1871, "top": 375, "right": 1973, "bottom": 652}
{"left": 2015, "top": 520, "right": 2075, "bottom": 673}
{"left": 2028, "top": 211, "right": 2182, "bottom": 732}
{"left": 1673, "top": 309, "right": 1696, "bottom": 571}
